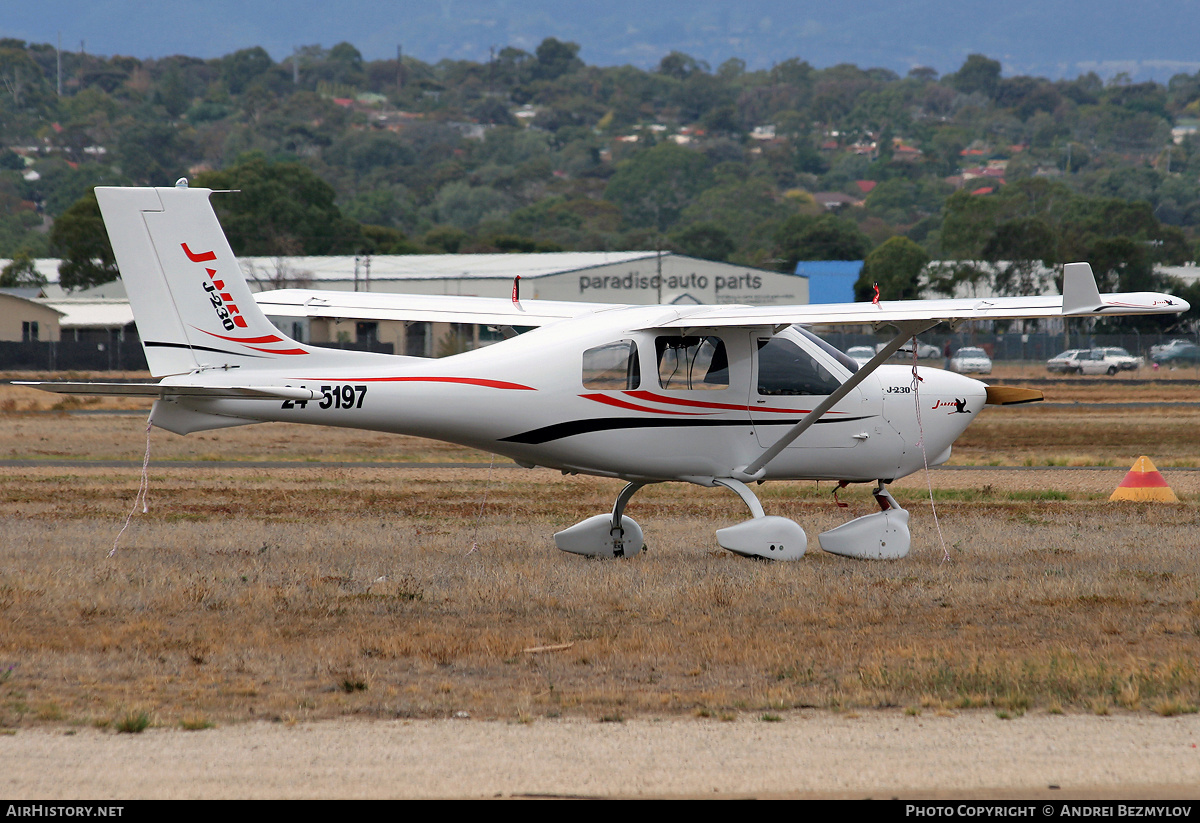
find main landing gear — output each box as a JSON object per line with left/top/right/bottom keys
{"left": 554, "top": 481, "right": 647, "bottom": 559}
{"left": 553, "top": 478, "right": 911, "bottom": 561}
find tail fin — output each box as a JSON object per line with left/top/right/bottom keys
{"left": 96, "top": 183, "right": 310, "bottom": 376}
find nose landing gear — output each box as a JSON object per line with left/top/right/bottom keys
{"left": 818, "top": 482, "right": 911, "bottom": 560}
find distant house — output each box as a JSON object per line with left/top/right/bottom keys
{"left": 811, "top": 192, "right": 864, "bottom": 210}
{"left": 0, "top": 292, "right": 63, "bottom": 342}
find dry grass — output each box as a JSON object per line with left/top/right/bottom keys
{"left": 1, "top": 374, "right": 1199, "bottom": 729}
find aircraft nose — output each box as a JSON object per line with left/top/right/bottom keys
{"left": 919, "top": 368, "right": 989, "bottom": 406}
{"left": 885, "top": 367, "right": 987, "bottom": 470}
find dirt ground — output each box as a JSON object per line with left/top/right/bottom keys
{"left": 5, "top": 712, "right": 1200, "bottom": 799}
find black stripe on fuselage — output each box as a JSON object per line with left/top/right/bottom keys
{"left": 144, "top": 340, "right": 268, "bottom": 359}
{"left": 499, "top": 416, "right": 874, "bottom": 445}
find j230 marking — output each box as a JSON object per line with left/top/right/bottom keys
{"left": 202, "top": 281, "right": 239, "bottom": 331}
{"left": 281, "top": 384, "right": 367, "bottom": 410}
{"left": 885, "top": 385, "right": 912, "bottom": 394}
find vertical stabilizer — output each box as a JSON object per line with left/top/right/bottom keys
{"left": 96, "top": 184, "right": 309, "bottom": 376}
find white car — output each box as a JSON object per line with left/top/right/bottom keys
{"left": 1048, "top": 349, "right": 1135, "bottom": 375}
{"left": 1046, "top": 349, "right": 1088, "bottom": 374}
{"left": 877, "top": 341, "right": 940, "bottom": 359}
{"left": 1093, "top": 347, "right": 1142, "bottom": 371}
{"left": 948, "top": 346, "right": 992, "bottom": 374}
{"left": 846, "top": 346, "right": 877, "bottom": 367}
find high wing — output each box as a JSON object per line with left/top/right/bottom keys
{"left": 255, "top": 289, "right": 622, "bottom": 327}
{"left": 254, "top": 263, "right": 1185, "bottom": 330}
{"left": 653, "top": 263, "right": 1182, "bottom": 329}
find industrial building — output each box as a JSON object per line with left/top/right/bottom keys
{"left": 1, "top": 252, "right": 806, "bottom": 360}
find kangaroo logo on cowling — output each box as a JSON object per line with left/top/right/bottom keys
{"left": 182, "top": 242, "right": 247, "bottom": 330}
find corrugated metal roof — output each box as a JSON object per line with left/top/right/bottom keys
{"left": 37, "top": 299, "right": 134, "bottom": 328}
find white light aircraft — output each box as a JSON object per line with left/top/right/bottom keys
{"left": 22, "top": 183, "right": 1189, "bottom": 561}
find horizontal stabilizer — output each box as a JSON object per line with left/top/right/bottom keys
{"left": 16, "top": 382, "right": 315, "bottom": 401}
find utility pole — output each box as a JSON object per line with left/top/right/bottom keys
{"left": 656, "top": 243, "right": 663, "bottom": 305}
{"left": 56, "top": 32, "right": 61, "bottom": 96}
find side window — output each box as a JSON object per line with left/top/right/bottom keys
{"left": 582, "top": 339, "right": 641, "bottom": 390}
{"left": 757, "top": 337, "right": 842, "bottom": 396}
{"left": 655, "top": 335, "right": 729, "bottom": 390}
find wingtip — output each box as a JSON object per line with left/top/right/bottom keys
{"left": 1062, "top": 262, "right": 1102, "bottom": 315}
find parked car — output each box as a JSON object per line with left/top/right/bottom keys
{"left": 845, "top": 346, "right": 876, "bottom": 367}
{"left": 948, "top": 346, "right": 992, "bottom": 374}
{"left": 888, "top": 340, "right": 941, "bottom": 359}
{"left": 1051, "top": 347, "right": 1142, "bottom": 374}
{"left": 1048, "top": 348, "right": 1137, "bottom": 375}
{"left": 1152, "top": 343, "right": 1200, "bottom": 366}
{"left": 1046, "top": 349, "right": 1088, "bottom": 374}
{"left": 1150, "top": 339, "right": 1193, "bottom": 359}
{"left": 1093, "top": 347, "right": 1142, "bottom": 371}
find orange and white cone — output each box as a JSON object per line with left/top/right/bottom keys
{"left": 1109, "top": 456, "right": 1179, "bottom": 502}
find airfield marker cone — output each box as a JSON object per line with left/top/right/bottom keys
{"left": 1109, "top": 456, "right": 1179, "bottom": 502}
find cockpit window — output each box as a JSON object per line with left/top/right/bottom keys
{"left": 656, "top": 335, "right": 729, "bottom": 390}
{"left": 582, "top": 339, "right": 640, "bottom": 390}
{"left": 795, "top": 326, "right": 860, "bottom": 374}
{"left": 757, "top": 336, "right": 842, "bottom": 396}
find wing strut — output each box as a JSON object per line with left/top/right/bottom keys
{"left": 734, "top": 320, "right": 937, "bottom": 481}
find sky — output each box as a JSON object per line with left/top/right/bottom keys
{"left": 7, "top": 0, "right": 1200, "bottom": 81}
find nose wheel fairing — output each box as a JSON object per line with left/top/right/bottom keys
{"left": 817, "top": 485, "right": 911, "bottom": 560}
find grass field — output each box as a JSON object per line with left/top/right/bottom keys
{"left": 2, "top": 372, "right": 1199, "bottom": 731}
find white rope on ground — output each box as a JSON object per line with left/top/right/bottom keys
{"left": 466, "top": 453, "right": 497, "bottom": 555}
{"left": 110, "top": 415, "right": 153, "bottom": 558}
{"left": 911, "top": 342, "right": 950, "bottom": 563}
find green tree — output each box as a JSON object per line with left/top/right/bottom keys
{"left": 532, "top": 38, "right": 583, "bottom": 82}
{"left": 193, "top": 154, "right": 362, "bottom": 255}
{"left": 604, "top": 143, "right": 712, "bottom": 232}
{"left": 670, "top": 222, "right": 735, "bottom": 261}
{"left": 658, "top": 51, "right": 707, "bottom": 80}
{"left": 981, "top": 216, "right": 1058, "bottom": 295}
{"left": 114, "top": 121, "right": 195, "bottom": 187}
{"left": 855, "top": 236, "right": 929, "bottom": 301}
{"left": 950, "top": 54, "right": 1002, "bottom": 98}
{"left": 0, "top": 249, "right": 45, "bottom": 287}
{"left": 49, "top": 191, "right": 119, "bottom": 291}
{"left": 219, "top": 47, "right": 274, "bottom": 94}
{"left": 774, "top": 213, "right": 872, "bottom": 271}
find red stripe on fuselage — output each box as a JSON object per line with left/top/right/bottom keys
{"left": 622, "top": 390, "right": 829, "bottom": 415}
{"left": 580, "top": 393, "right": 706, "bottom": 415}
